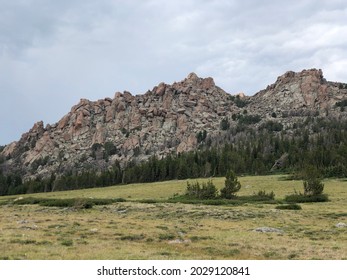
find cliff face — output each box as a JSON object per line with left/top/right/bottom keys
{"left": 1, "top": 73, "right": 236, "bottom": 179}
{"left": 1, "top": 69, "right": 347, "bottom": 179}
{"left": 252, "top": 69, "right": 345, "bottom": 113}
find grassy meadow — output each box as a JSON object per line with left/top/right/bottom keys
{"left": 0, "top": 175, "right": 346, "bottom": 260}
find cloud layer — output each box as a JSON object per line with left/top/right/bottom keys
{"left": 1, "top": 0, "right": 347, "bottom": 144}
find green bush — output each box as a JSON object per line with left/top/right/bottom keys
{"left": 31, "top": 156, "right": 49, "bottom": 172}
{"left": 237, "top": 114, "right": 261, "bottom": 125}
{"left": 233, "top": 95, "right": 249, "bottom": 108}
{"left": 113, "top": 198, "right": 127, "bottom": 202}
{"left": 185, "top": 180, "right": 218, "bottom": 199}
{"left": 104, "top": 142, "right": 118, "bottom": 156}
{"left": 220, "top": 118, "right": 230, "bottom": 130}
{"left": 39, "top": 198, "right": 90, "bottom": 208}
{"left": 284, "top": 194, "right": 329, "bottom": 203}
{"left": 12, "top": 197, "right": 43, "bottom": 205}
{"left": 303, "top": 179, "right": 324, "bottom": 196}
{"left": 260, "top": 120, "right": 283, "bottom": 132}
{"left": 220, "top": 170, "right": 241, "bottom": 199}
{"left": 196, "top": 130, "right": 207, "bottom": 143}
{"left": 252, "top": 190, "right": 275, "bottom": 200}
{"left": 158, "top": 233, "right": 176, "bottom": 240}
{"left": 61, "top": 240, "right": 73, "bottom": 246}
{"left": 12, "top": 197, "right": 121, "bottom": 208}
{"left": 276, "top": 204, "right": 302, "bottom": 210}
{"left": 302, "top": 166, "right": 324, "bottom": 196}
{"left": 185, "top": 181, "right": 200, "bottom": 198}
{"left": 335, "top": 99, "right": 347, "bottom": 107}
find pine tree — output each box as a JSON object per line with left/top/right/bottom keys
{"left": 220, "top": 170, "right": 241, "bottom": 199}
{"left": 303, "top": 166, "right": 324, "bottom": 196}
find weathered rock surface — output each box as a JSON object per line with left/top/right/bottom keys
{"left": 253, "top": 227, "right": 284, "bottom": 233}
{"left": 1, "top": 69, "right": 347, "bottom": 180}
{"left": 251, "top": 69, "right": 347, "bottom": 119}
{"left": 335, "top": 222, "right": 347, "bottom": 228}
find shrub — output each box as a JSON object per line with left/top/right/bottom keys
{"left": 200, "top": 181, "right": 218, "bottom": 199}
{"left": 233, "top": 95, "right": 249, "bottom": 108}
{"left": 237, "top": 114, "right": 261, "bottom": 125}
{"left": 113, "top": 198, "right": 127, "bottom": 202}
{"left": 335, "top": 99, "right": 347, "bottom": 108}
{"left": 220, "top": 170, "right": 241, "bottom": 199}
{"left": 196, "top": 130, "right": 207, "bottom": 143}
{"left": 220, "top": 118, "right": 230, "bottom": 130}
{"left": 254, "top": 190, "right": 275, "bottom": 200}
{"left": 185, "top": 180, "right": 218, "bottom": 199}
{"left": 31, "top": 156, "right": 49, "bottom": 172}
{"left": 120, "top": 128, "right": 129, "bottom": 137}
{"left": 91, "top": 143, "right": 103, "bottom": 151}
{"left": 260, "top": 120, "right": 283, "bottom": 132}
{"left": 185, "top": 181, "right": 200, "bottom": 198}
{"left": 284, "top": 193, "right": 329, "bottom": 203}
{"left": 158, "top": 233, "right": 176, "bottom": 240}
{"left": 73, "top": 199, "right": 94, "bottom": 209}
{"left": 302, "top": 166, "right": 324, "bottom": 196}
{"left": 303, "top": 179, "right": 324, "bottom": 196}
{"left": 39, "top": 198, "right": 80, "bottom": 208}
{"left": 276, "top": 204, "right": 302, "bottom": 210}
{"left": 12, "top": 197, "right": 119, "bottom": 208}
{"left": 61, "top": 240, "right": 73, "bottom": 246}
{"left": 104, "top": 142, "right": 118, "bottom": 157}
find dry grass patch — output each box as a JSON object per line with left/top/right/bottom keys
{"left": 0, "top": 175, "right": 346, "bottom": 259}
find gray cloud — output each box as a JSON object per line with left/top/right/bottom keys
{"left": 1, "top": 0, "right": 347, "bottom": 144}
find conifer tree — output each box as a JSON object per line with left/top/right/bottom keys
{"left": 303, "top": 166, "right": 324, "bottom": 196}
{"left": 220, "top": 169, "right": 241, "bottom": 199}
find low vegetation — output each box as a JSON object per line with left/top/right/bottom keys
{"left": 185, "top": 180, "right": 218, "bottom": 199}
{"left": 0, "top": 175, "right": 346, "bottom": 260}
{"left": 275, "top": 204, "right": 302, "bottom": 210}
{"left": 284, "top": 166, "right": 328, "bottom": 203}
{"left": 10, "top": 197, "right": 124, "bottom": 209}
{"left": 220, "top": 170, "right": 241, "bottom": 199}
{"left": 284, "top": 193, "right": 329, "bottom": 203}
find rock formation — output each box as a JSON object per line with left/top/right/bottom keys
{"left": 1, "top": 69, "right": 347, "bottom": 180}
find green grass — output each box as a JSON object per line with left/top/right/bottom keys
{"left": 0, "top": 175, "right": 346, "bottom": 260}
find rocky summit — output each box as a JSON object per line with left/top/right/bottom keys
{"left": 1, "top": 68, "right": 347, "bottom": 180}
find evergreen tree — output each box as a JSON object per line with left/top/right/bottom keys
{"left": 303, "top": 166, "right": 324, "bottom": 196}
{"left": 220, "top": 170, "right": 241, "bottom": 199}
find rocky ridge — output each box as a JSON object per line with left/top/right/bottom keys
{"left": 252, "top": 69, "right": 345, "bottom": 115}
{"left": 1, "top": 69, "right": 347, "bottom": 179}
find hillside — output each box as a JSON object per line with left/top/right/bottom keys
{"left": 1, "top": 68, "right": 347, "bottom": 193}
{"left": 1, "top": 73, "right": 231, "bottom": 179}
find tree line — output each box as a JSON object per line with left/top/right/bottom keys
{"left": 1, "top": 117, "right": 347, "bottom": 195}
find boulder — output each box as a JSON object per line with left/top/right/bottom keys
{"left": 57, "top": 114, "right": 70, "bottom": 130}
{"left": 253, "top": 227, "right": 284, "bottom": 233}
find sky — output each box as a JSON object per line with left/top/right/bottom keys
{"left": 1, "top": 0, "right": 347, "bottom": 145}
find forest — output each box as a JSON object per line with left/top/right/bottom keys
{"left": 1, "top": 117, "right": 347, "bottom": 195}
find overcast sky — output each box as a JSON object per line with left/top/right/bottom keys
{"left": 1, "top": 0, "right": 347, "bottom": 145}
